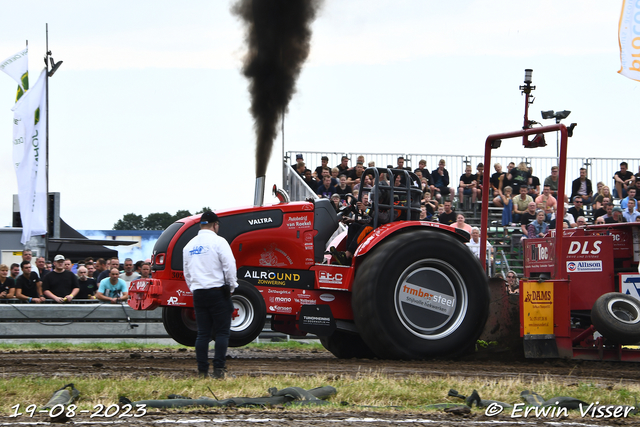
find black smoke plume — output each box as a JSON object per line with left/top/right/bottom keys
{"left": 232, "top": 0, "right": 322, "bottom": 177}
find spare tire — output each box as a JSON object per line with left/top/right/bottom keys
{"left": 352, "top": 228, "right": 489, "bottom": 360}
{"left": 591, "top": 292, "right": 640, "bottom": 345}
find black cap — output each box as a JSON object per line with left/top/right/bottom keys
{"left": 200, "top": 211, "right": 219, "bottom": 224}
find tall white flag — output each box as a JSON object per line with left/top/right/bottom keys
{"left": 12, "top": 68, "right": 47, "bottom": 244}
{"left": 0, "top": 47, "right": 29, "bottom": 101}
{"left": 618, "top": 0, "right": 640, "bottom": 82}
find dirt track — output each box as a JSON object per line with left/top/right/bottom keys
{"left": 2, "top": 347, "right": 640, "bottom": 426}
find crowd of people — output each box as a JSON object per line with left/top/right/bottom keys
{"left": 295, "top": 155, "right": 640, "bottom": 281}
{"left": 0, "top": 249, "right": 152, "bottom": 303}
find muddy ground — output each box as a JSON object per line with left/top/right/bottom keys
{"left": 2, "top": 346, "right": 640, "bottom": 426}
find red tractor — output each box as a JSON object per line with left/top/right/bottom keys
{"left": 129, "top": 169, "right": 490, "bottom": 360}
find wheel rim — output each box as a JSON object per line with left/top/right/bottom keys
{"left": 607, "top": 298, "right": 640, "bottom": 324}
{"left": 231, "top": 294, "right": 255, "bottom": 332}
{"left": 181, "top": 308, "right": 197, "bottom": 331}
{"left": 393, "top": 259, "right": 468, "bottom": 340}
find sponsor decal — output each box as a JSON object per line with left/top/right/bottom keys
{"left": 248, "top": 217, "right": 273, "bottom": 226}
{"left": 399, "top": 283, "right": 455, "bottom": 315}
{"left": 176, "top": 289, "right": 192, "bottom": 296}
{"left": 269, "top": 296, "right": 292, "bottom": 303}
{"left": 302, "top": 204, "right": 313, "bottom": 211}
{"left": 621, "top": 274, "right": 640, "bottom": 302}
{"left": 239, "top": 267, "right": 314, "bottom": 289}
{"left": 286, "top": 215, "right": 312, "bottom": 229}
{"left": 259, "top": 243, "right": 293, "bottom": 266}
{"left": 269, "top": 305, "right": 293, "bottom": 313}
{"left": 268, "top": 288, "right": 290, "bottom": 294}
{"left": 523, "top": 290, "right": 552, "bottom": 304}
{"left": 568, "top": 241, "right": 602, "bottom": 255}
{"left": 320, "top": 293, "right": 335, "bottom": 302}
{"left": 166, "top": 296, "right": 185, "bottom": 306}
{"left": 318, "top": 271, "right": 343, "bottom": 285}
{"left": 567, "top": 260, "right": 602, "bottom": 272}
{"left": 188, "top": 245, "right": 210, "bottom": 255}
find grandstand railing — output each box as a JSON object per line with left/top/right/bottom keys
{"left": 287, "top": 151, "right": 639, "bottom": 200}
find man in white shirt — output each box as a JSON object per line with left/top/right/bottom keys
{"left": 466, "top": 227, "right": 493, "bottom": 261}
{"left": 183, "top": 211, "right": 238, "bottom": 379}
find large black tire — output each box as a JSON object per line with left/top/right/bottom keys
{"left": 161, "top": 280, "right": 266, "bottom": 347}
{"left": 162, "top": 306, "right": 198, "bottom": 347}
{"left": 352, "top": 229, "right": 490, "bottom": 360}
{"left": 228, "top": 280, "right": 267, "bottom": 347}
{"left": 319, "top": 330, "right": 377, "bottom": 359}
{"left": 591, "top": 292, "right": 640, "bottom": 345}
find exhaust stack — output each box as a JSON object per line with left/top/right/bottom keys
{"left": 254, "top": 176, "right": 265, "bottom": 207}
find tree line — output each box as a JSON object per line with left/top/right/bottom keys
{"left": 113, "top": 207, "right": 212, "bottom": 230}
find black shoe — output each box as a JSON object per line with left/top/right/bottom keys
{"left": 330, "top": 247, "right": 349, "bottom": 266}
{"left": 198, "top": 371, "right": 210, "bottom": 379}
{"left": 212, "top": 368, "right": 226, "bottom": 379}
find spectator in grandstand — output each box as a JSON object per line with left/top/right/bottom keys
{"left": 621, "top": 188, "right": 638, "bottom": 210}
{"left": 490, "top": 163, "right": 506, "bottom": 198}
{"left": 458, "top": 165, "right": 479, "bottom": 206}
{"left": 315, "top": 155, "right": 329, "bottom": 178}
{"left": 570, "top": 167, "right": 593, "bottom": 205}
{"left": 317, "top": 175, "right": 337, "bottom": 199}
{"left": 613, "top": 161, "right": 635, "bottom": 199}
{"left": 544, "top": 166, "right": 560, "bottom": 199}
{"left": 330, "top": 194, "right": 342, "bottom": 212}
{"left": 63, "top": 258, "right": 73, "bottom": 272}
{"left": 466, "top": 227, "right": 492, "bottom": 260}
{"left": 431, "top": 159, "right": 454, "bottom": 201}
{"left": 437, "top": 200, "right": 457, "bottom": 225}
{"left": 335, "top": 175, "right": 352, "bottom": 200}
{"left": 419, "top": 204, "right": 428, "bottom": 220}
{"left": 331, "top": 167, "right": 342, "bottom": 182}
{"left": 528, "top": 167, "right": 541, "bottom": 198}
{"left": 496, "top": 186, "right": 514, "bottom": 225}
{"left": 295, "top": 161, "right": 307, "bottom": 177}
{"left": 15, "top": 261, "right": 45, "bottom": 303}
{"left": 318, "top": 167, "right": 338, "bottom": 186}
{"left": 535, "top": 185, "right": 557, "bottom": 221}
{"left": 576, "top": 216, "right": 588, "bottom": 227}
{"left": 507, "top": 162, "right": 531, "bottom": 194}
{"left": 396, "top": 156, "right": 411, "bottom": 171}
{"left": 414, "top": 159, "right": 433, "bottom": 193}
{"left": 42, "top": 255, "right": 80, "bottom": 303}
{"left": 568, "top": 196, "right": 586, "bottom": 225}
{"left": 595, "top": 216, "right": 606, "bottom": 225}
{"left": 96, "top": 268, "right": 129, "bottom": 304}
{"left": 120, "top": 258, "right": 140, "bottom": 284}
{"left": 76, "top": 266, "right": 97, "bottom": 299}
{"left": 454, "top": 213, "right": 473, "bottom": 233}
{"left": 512, "top": 186, "right": 533, "bottom": 224}
{"left": 302, "top": 169, "right": 317, "bottom": 189}
{"left": 347, "top": 162, "right": 365, "bottom": 186}
{"left": 10, "top": 263, "right": 20, "bottom": 280}
{"left": 97, "top": 257, "right": 119, "bottom": 283}
{"left": 0, "top": 264, "right": 16, "bottom": 299}
{"left": 506, "top": 270, "right": 519, "bottom": 294}
{"left": 600, "top": 203, "right": 614, "bottom": 222}
{"left": 593, "top": 185, "right": 613, "bottom": 210}
{"left": 35, "top": 256, "right": 50, "bottom": 279}
{"left": 423, "top": 191, "right": 436, "bottom": 219}
{"left": 353, "top": 174, "right": 373, "bottom": 192}
{"left": 336, "top": 156, "right": 350, "bottom": 175}
{"left": 623, "top": 199, "right": 640, "bottom": 222}
{"left": 635, "top": 179, "right": 640, "bottom": 201}
{"left": 500, "top": 162, "right": 516, "bottom": 194}
{"left": 520, "top": 202, "right": 538, "bottom": 237}
{"left": 528, "top": 210, "right": 550, "bottom": 238}
{"left": 605, "top": 206, "right": 626, "bottom": 224}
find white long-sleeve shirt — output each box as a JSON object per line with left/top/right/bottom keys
{"left": 182, "top": 229, "right": 238, "bottom": 292}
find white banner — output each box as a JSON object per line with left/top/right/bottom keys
{"left": 0, "top": 47, "right": 29, "bottom": 100}
{"left": 618, "top": 0, "right": 640, "bottom": 82}
{"left": 12, "top": 68, "right": 47, "bottom": 244}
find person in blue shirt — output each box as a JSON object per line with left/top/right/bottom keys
{"left": 96, "top": 268, "right": 129, "bottom": 304}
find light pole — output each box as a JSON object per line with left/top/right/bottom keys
{"left": 541, "top": 110, "right": 571, "bottom": 157}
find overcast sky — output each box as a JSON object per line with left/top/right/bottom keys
{"left": 0, "top": 0, "right": 637, "bottom": 231}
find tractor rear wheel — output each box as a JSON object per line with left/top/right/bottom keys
{"left": 319, "top": 330, "right": 377, "bottom": 359}
{"left": 591, "top": 293, "right": 640, "bottom": 345}
{"left": 352, "top": 229, "right": 489, "bottom": 359}
{"left": 161, "top": 280, "right": 266, "bottom": 347}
